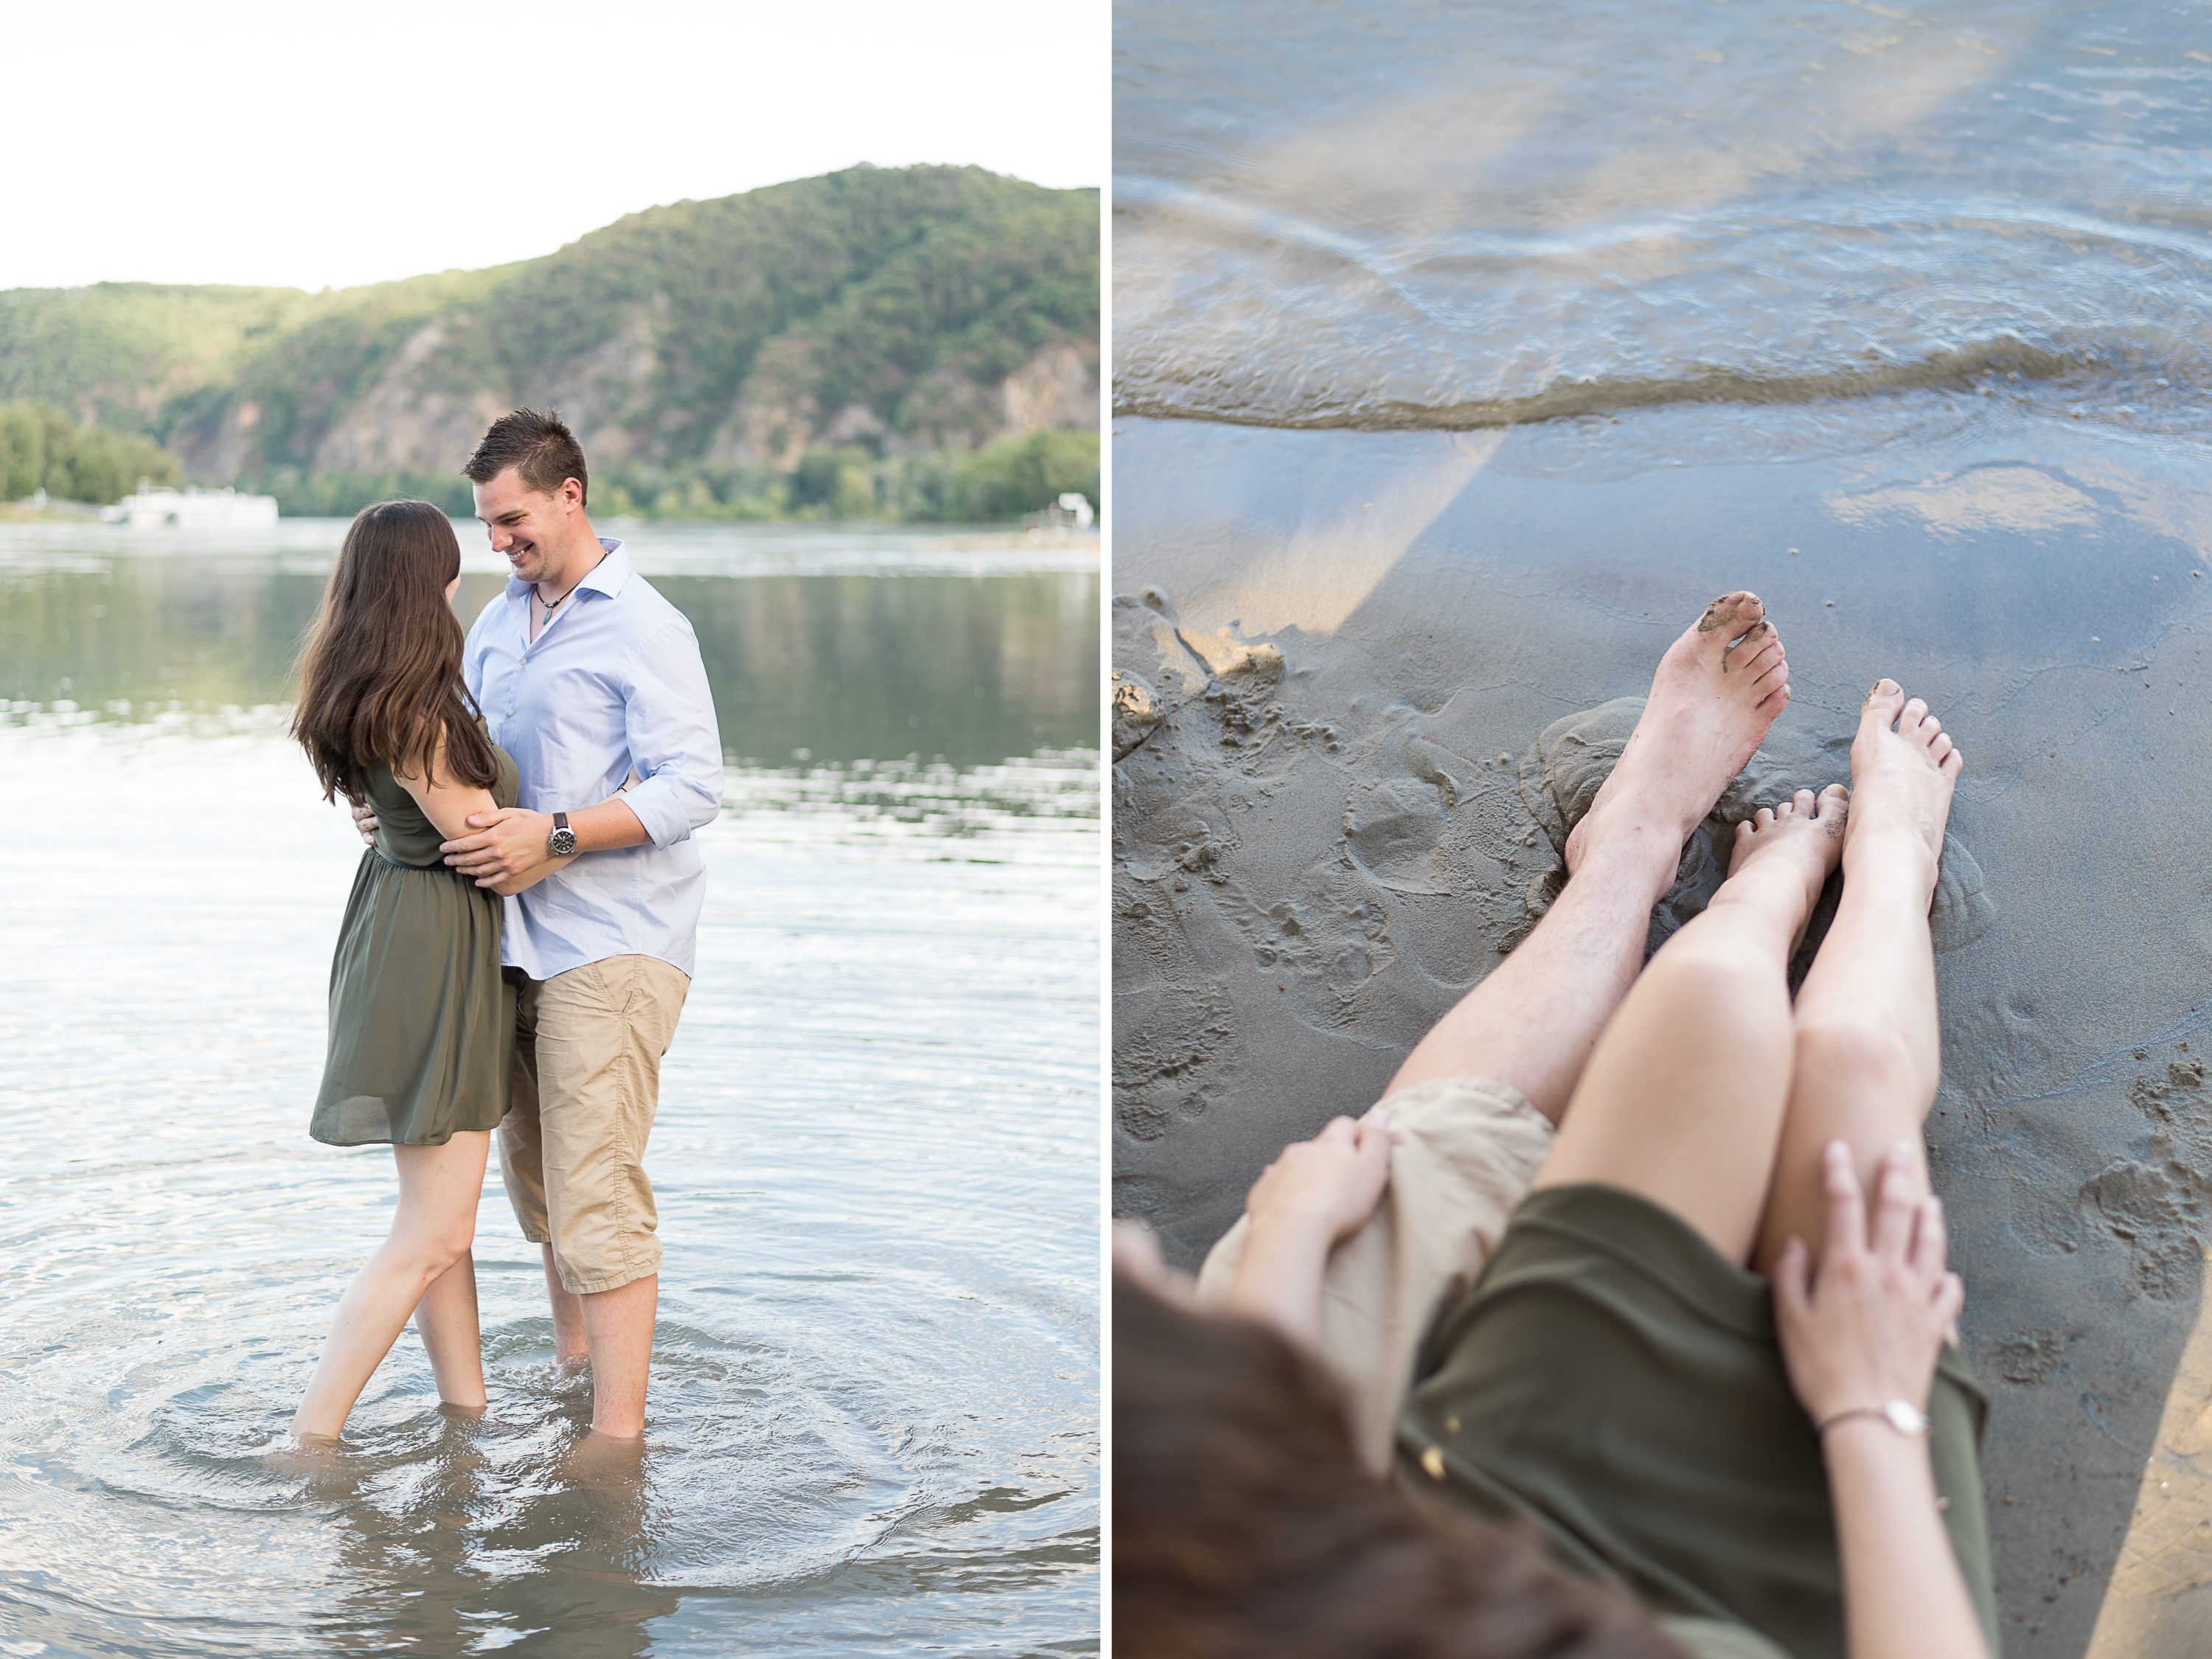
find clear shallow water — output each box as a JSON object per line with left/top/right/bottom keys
{"left": 1117, "top": 0, "right": 2212, "bottom": 445}
{"left": 0, "top": 526, "right": 1099, "bottom": 1657}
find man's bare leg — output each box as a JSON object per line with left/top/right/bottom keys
{"left": 540, "top": 1245, "right": 588, "bottom": 1363}
{"left": 579, "top": 1276, "right": 657, "bottom": 1439}
{"left": 538, "top": 1245, "right": 656, "bottom": 1436}
{"left": 1753, "top": 681, "right": 1961, "bottom": 1273}
{"left": 1534, "top": 787, "right": 1848, "bottom": 1262}
{"left": 1390, "top": 591, "right": 1791, "bottom": 1121}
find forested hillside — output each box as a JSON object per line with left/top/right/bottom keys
{"left": 0, "top": 166, "right": 1098, "bottom": 518}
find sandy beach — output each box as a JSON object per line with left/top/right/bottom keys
{"left": 1112, "top": 408, "right": 2212, "bottom": 1656}
{"left": 1110, "top": 0, "right": 2212, "bottom": 1644}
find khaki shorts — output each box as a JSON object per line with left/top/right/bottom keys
{"left": 501, "top": 954, "right": 690, "bottom": 1295}
{"left": 1196, "top": 1075, "right": 1556, "bottom": 1473}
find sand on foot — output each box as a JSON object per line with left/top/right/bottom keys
{"left": 1565, "top": 591, "right": 1792, "bottom": 876}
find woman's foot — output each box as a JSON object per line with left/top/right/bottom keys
{"left": 1842, "top": 680, "right": 1961, "bottom": 891}
{"left": 1565, "top": 591, "right": 1792, "bottom": 882}
{"left": 1723, "top": 785, "right": 1849, "bottom": 950}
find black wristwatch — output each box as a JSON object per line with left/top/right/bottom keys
{"left": 547, "top": 811, "right": 577, "bottom": 857}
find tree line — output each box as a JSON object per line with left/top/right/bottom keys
{"left": 242, "top": 428, "right": 1099, "bottom": 524}
{"left": 0, "top": 403, "right": 178, "bottom": 504}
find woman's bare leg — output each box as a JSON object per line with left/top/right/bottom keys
{"left": 292, "top": 1131, "right": 491, "bottom": 1441}
{"left": 1390, "top": 592, "right": 1792, "bottom": 1122}
{"left": 414, "top": 1251, "right": 488, "bottom": 1413}
{"left": 1753, "top": 681, "right": 1961, "bottom": 1274}
{"left": 1533, "top": 786, "right": 1848, "bottom": 1262}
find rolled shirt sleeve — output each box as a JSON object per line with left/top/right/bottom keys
{"left": 618, "top": 619, "right": 725, "bottom": 847}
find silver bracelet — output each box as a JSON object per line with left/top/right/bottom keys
{"left": 1817, "top": 1399, "right": 1930, "bottom": 1437}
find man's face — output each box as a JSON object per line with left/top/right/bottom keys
{"left": 473, "top": 469, "right": 581, "bottom": 585}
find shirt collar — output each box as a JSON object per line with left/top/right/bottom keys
{"left": 504, "top": 537, "right": 630, "bottom": 602}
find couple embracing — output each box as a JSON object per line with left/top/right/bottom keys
{"left": 287, "top": 409, "right": 723, "bottom": 1444}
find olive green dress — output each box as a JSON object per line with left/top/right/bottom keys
{"left": 1396, "top": 1184, "right": 2000, "bottom": 1659}
{"left": 311, "top": 746, "right": 519, "bottom": 1147}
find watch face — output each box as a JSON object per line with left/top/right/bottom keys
{"left": 549, "top": 829, "right": 578, "bottom": 856}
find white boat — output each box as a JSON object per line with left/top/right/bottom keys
{"left": 102, "top": 485, "right": 279, "bottom": 527}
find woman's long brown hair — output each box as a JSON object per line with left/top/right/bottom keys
{"left": 1114, "top": 1267, "right": 1683, "bottom": 1659}
{"left": 291, "top": 500, "right": 499, "bottom": 802}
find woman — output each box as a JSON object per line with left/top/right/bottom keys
{"left": 287, "top": 499, "right": 571, "bottom": 1443}
{"left": 1117, "top": 675, "right": 1992, "bottom": 1659}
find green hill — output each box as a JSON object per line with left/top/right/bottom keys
{"left": 0, "top": 166, "right": 1098, "bottom": 519}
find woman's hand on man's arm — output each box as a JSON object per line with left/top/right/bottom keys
{"left": 1774, "top": 1141, "right": 1989, "bottom": 1659}
{"left": 1222, "top": 1113, "right": 1393, "bottom": 1350}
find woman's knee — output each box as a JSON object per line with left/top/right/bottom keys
{"left": 1642, "top": 942, "right": 1790, "bottom": 1040}
{"left": 386, "top": 1215, "right": 476, "bottom": 1280}
{"left": 1791, "top": 1011, "right": 1921, "bottom": 1102}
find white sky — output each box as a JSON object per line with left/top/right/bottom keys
{"left": 5, "top": 0, "right": 1106, "bottom": 293}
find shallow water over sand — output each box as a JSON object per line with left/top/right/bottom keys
{"left": 0, "top": 524, "right": 1099, "bottom": 1656}
{"left": 1116, "top": 5, "right": 2212, "bottom": 1655}
{"left": 1119, "top": 0, "right": 2212, "bottom": 442}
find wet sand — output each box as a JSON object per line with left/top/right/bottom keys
{"left": 1111, "top": 408, "right": 2212, "bottom": 1656}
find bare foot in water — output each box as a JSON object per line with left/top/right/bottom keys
{"left": 1843, "top": 680, "right": 1961, "bottom": 888}
{"left": 1564, "top": 591, "right": 1792, "bottom": 877}
{"left": 1722, "top": 785, "right": 1849, "bottom": 950}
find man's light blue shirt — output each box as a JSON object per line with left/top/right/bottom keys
{"left": 462, "top": 539, "right": 723, "bottom": 980}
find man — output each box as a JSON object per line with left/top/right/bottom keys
{"left": 359, "top": 409, "right": 722, "bottom": 1437}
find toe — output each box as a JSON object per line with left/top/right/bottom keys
{"left": 1929, "top": 731, "right": 1954, "bottom": 763}
{"left": 1724, "top": 619, "right": 1779, "bottom": 672}
{"left": 1817, "top": 783, "right": 1849, "bottom": 819}
{"left": 1791, "top": 788, "right": 1816, "bottom": 816}
{"left": 1697, "top": 591, "right": 1765, "bottom": 644}
{"left": 1862, "top": 678, "right": 1905, "bottom": 727}
{"left": 1902, "top": 697, "right": 1930, "bottom": 731}
{"left": 1941, "top": 748, "right": 1964, "bottom": 778}
{"left": 1754, "top": 806, "right": 1777, "bottom": 829}
{"left": 1736, "top": 638, "right": 1789, "bottom": 689}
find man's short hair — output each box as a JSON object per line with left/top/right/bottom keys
{"left": 465, "top": 408, "right": 588, "bottom": 506}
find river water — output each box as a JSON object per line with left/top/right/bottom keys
{"left": 1117, "top": 0, "right": 2212, "bottom": 445}
{"left": 1116, "top": 6, "right": 2212, "bottom": 1656}
{"left": 0, "top": 521, "right": 1099, "bottom": 1656}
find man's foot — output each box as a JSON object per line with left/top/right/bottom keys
{"left": 1842, "top": 680, "right": 1961, "bottom": 889}
{"left": 1564, "top": 591, "right": 1791, "bottom": 879}
{"left": 1723, "top": 785, "right": 1849, "bottom": 950}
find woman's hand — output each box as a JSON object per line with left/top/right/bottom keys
{"left": 1773, "top": 1141, "right": 1964, "bottom": 1427}
{"left": 1243, "top": 1114, "right": 1394, "bottom": 1249}
{"left": 1222, "top": 1113, "right": 1392, "bottom": 1350}
{"left": 349, "top": 797, "right": 379, "bottom": 846}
